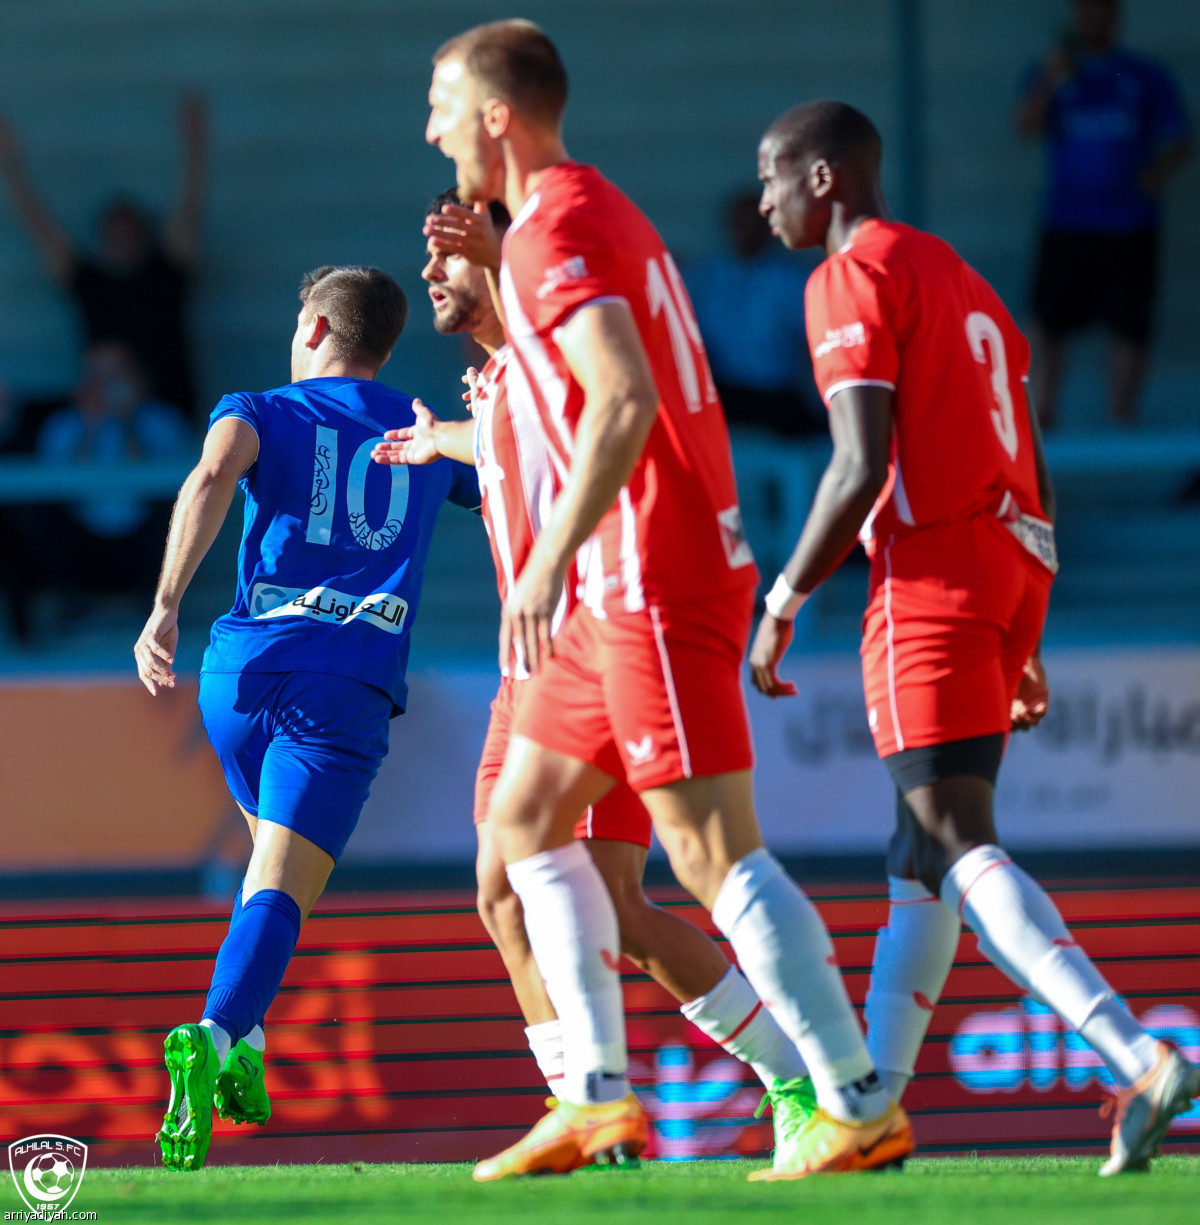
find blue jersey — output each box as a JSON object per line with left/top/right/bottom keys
{"left": 201, "top": 376, "right": 479, "bottom": 712}
{"left": 1022, "top": 49, "right": 1190, "bottom": 232}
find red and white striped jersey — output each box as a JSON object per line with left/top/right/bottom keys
{"left": 473, "top": 345, "right": 569, "bottom": 674}
{"left": 500, "top": 161, "right": 758, "bottom": 618}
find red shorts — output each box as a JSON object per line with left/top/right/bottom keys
{"left": 473, "top": 675, "right": 652, "bottom": 848}
{"left": 513, "top": 590, "right": 756, "bottom": 792}
{"left": 862, "top": 516, "right": 1054, "bottom": 759}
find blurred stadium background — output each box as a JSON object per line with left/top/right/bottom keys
{"left": 0, "top": 0, "right": 1197, "bottom": 1171}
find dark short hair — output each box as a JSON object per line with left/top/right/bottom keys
{"left": 765, "top": 100, "right": 883, "bottom": 170}
{"left": 426, "top": 188, "right": 512, "bottom": 233}
{"left": 298, "top": 265, "right": 408, "bottom": 367}
{"left": 434, "top": 20, "right": 567, "bottom": 125}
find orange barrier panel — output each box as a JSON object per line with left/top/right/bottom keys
{"left": 0, "top": 884, "right": 1196, "bottom": 1166}
{"left": 0, "top": 680, "right": 236, "bottom": 870}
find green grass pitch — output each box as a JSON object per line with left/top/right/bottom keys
{"left": 68, "top": 1156, "right": 1200, "bottom": 1225}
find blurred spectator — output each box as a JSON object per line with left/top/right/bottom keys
{"left": 0, "top": 96, "right": 209, "bottom": 422}
{"left": 685, "top": 189, "right": 822, "bottom": 437}
{"left": 1016, "top": 0, "right": 1192, "bottom": 428}
{"left": 0, "top": 370, "right": 40, "bottom": 643}
{"left": 30, "top": 343, "right": 192, "bottom": 617}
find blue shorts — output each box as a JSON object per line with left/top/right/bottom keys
{"left": 198, "top": 670, "right": 392, "bottom": 861}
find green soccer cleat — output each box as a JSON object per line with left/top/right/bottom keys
{"left": 157, "top": 1023, "right": 219, "bottom": 1171}
{"left": 215, "top": 1039, "right": 271, "bottom": 1126}
{"left": 755, "top": 1075, "right": 819, "bottom": 1170}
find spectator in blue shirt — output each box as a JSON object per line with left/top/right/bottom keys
{"left": 33, "top": 342, "right": 192, "bottom": 618}
{"left": 685, "top": 190, "right": 822, "bottom": 438}
{"left": 1016, "top": 0, "right": 1191, "bottom": 427}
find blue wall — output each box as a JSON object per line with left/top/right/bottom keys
{"left": 0, "top": 0, "right": 1196, "bottom": 425}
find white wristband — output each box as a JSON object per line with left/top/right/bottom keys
{"left": 764, "top": 574, "right": 809, "bottom": 622}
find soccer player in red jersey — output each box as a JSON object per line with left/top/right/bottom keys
{"left": 749, "top": 99, "right": 1200, "bottom": 1176}
{"left": 424, "top": 21, "right": 912, "bottom": 1181}
{"left": 374, "top": 191, "right": 808, "bottom": 1110}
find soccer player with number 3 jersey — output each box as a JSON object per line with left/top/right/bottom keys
{"left": 425, "top": 20, "right": 912, "bottom": 1181}
{"left": 749, "top": 99, "right": 1200, "bottom": 1176}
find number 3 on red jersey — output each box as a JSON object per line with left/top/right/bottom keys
{"left": 966, "top": 310, "right": 1019, "bottom": 461}
{"left": 647, "top": 254, "right": 717, "bottom": 414}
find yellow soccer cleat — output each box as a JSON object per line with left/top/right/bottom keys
{"left": 472, "top": 1094, "right": 647, "bottom": 1181}
{"left": 747, "top": 1101, "right": 914, "bottom": 1180}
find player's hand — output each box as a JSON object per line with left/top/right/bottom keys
{"left": 371, "top": 399, "right": 442, "bottom": 466}
{"left": 1011, "top": 653, "right": 1050, "bottom": 731}
{"left": 462, "top": 367, "right": 482, "bottom": 416}
{"left": 749, "top": 613, "right": 798, "bottom": 698}
{"left": 500, "top": 553, "right": 564, "bottom": 675}
{"left": 423, "top": 202, "right": 502, "bottom": 271}
{"left": 134, "top": 604, "right": 180, "bottom": 696}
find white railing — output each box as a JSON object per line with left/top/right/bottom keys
{"left": 730, "top": 430, "right": 1200, "bottom": 642}
{"left": 0, "top": 459, "right": 196, "bottom": 502}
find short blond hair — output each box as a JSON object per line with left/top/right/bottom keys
{"left": 434, "top": 20, "right": 567, "bottom": 125}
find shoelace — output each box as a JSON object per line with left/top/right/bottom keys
{"left": 1099, "top": 1086, "right": 1133, "bottom": 1126}
{"left": 753, "top": 1086, "right": 814, "bottom": 1145}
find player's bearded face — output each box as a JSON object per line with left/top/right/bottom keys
{"left": 426, "top": 60, "right": 504, "bottom": 205}
{"left": 423, "top": 245, "right": 487, "bottom": 335}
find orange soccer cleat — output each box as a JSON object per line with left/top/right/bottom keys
{"left": 748, "top": 1100, "right": 914, "bottom": 1181}
{"left": 472, "top": 1094, "right": 648, "bottom": 1181}
{"left": 1099, "top": 1041, "right": 1200, "bottom": 1176}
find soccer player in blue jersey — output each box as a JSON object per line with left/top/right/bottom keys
{"left": 133, "top": 263, "right": 479, "bottom": 1171}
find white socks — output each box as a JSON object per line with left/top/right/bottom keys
{"left": 199, "top": 1018, "right": 232, "bottom": 1065}
{"left": 712, "top": 848, "right": 890, "bottom": 1123}
{"left": 200, "top": 1020, "right": 264, "bottom": 1064}
{"left": 506, "top": 842, "right": 630, "bottom": 1104}
{"left": 943, "top": 845, "right": 1157, "bottom": 1089}
{"left": 682, "top": 964, "right": 808, "bottom": 1089}
{"left": 525, "top": 1019, "right": 565, "bottom": 1089}
{"left": 865, "top": 877, "right": 960, "bottom": 1100}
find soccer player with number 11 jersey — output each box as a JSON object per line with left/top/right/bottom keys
{"left": 426, "top": 19, "right": 912, "bottom": 1181}
{"left": 749, "top": 99, "right": 1200, "bottom": 1176}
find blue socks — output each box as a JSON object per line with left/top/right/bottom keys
{"left": 203, "top": 888, "right": 302, "bottom": 1045}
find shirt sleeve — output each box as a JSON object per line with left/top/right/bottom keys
{"left": 805, "top": 257, "right": 899, "bottom": 407}
{"left": 209, "top": 392, "right": 260, "bottom": 437}
{"left": 446, "top": 459, "right": 482, "bottom": 512}
{"left": 510, "top": 209, "right": 626, "bottom": 337}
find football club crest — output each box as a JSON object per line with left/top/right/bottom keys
{"left": 7, "top": 1135, "right": 88, "bottom": 1216}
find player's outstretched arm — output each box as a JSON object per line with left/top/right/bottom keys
{"left": 134, "top": 417, "right": 258, "bottom": 696}
{"left": 500, "top": 299, "right": 658, "bottom": 673}
{"left": 749, "top": 384, "right": 891, "bottom": 698}
{"left": 371, "top": 398, "right": 474, "bottom": 467}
